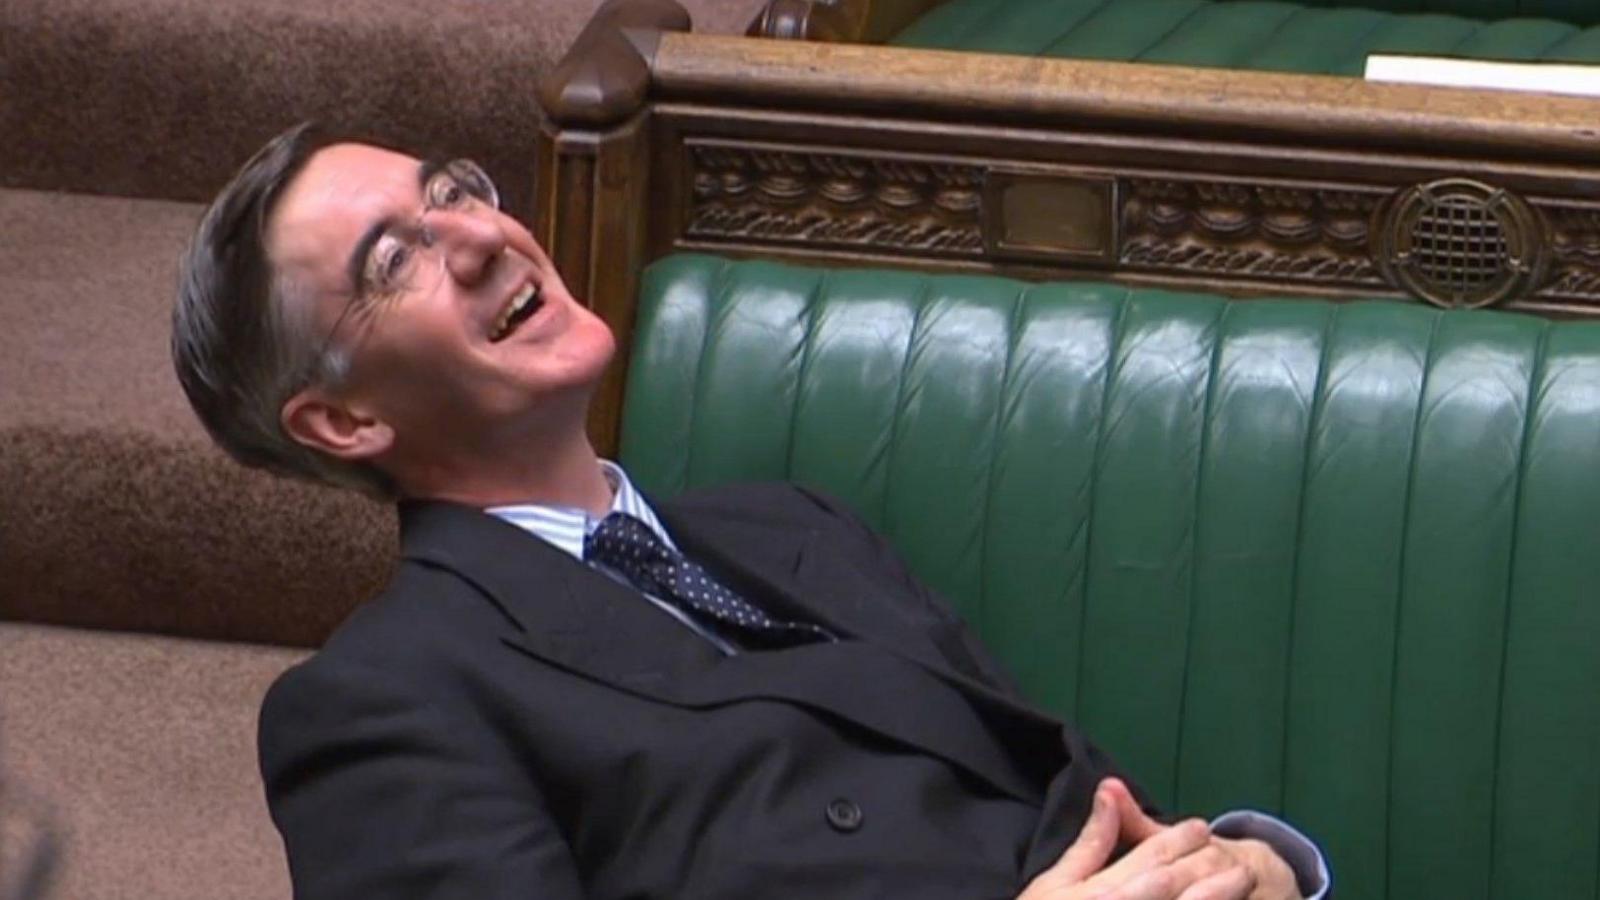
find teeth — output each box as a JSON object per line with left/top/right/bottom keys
{"left": 491, "top": 283, "right": 540, "bottom": 342}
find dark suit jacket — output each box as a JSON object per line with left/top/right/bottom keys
{"left": 260, "top": 483, "right": 1144, "bottom": 899}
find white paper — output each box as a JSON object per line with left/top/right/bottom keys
{"left": 1364, "top": 54, "right": 1600, "bottom": 98}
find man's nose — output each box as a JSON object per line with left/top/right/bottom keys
{"left": 427, "top": 206, "right": 506, "bottom": 284}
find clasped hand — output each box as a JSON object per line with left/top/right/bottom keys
{"left": 1018, "top": 779, "right": 1301, "bottom": 900}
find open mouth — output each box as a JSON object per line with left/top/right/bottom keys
{"left": 489, "top": 282, "right": 543, "bottom": 342}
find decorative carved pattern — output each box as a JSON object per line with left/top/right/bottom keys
{"left": 680, "top": 144, "right": 1600, "bottom": 312}
{"left": 1539, "top": 204, "right": 1600, "bottom": 302}
{"left": 686, "top": 143, "right": 986, "bottom": 256}
{"left": 1119, "top": 179, "right": 1385, "bottom": 287}
{"left": 1122, "top": 240, "right": 1376, "bottom": 282}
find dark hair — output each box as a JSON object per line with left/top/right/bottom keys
{"left": 172, "top": 122, "right": 395, "bottom": 498}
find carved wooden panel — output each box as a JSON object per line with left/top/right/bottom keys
{"left": 1119, "top": 178, "right": 1386, "bottom": 289}
{"left": 1541, "top": 203, "right": 1600, "bottom": 304}
{"left": 682, "top": 141, "right": 1392, "bottom": 287}
{"left": 685, "top": 141, "right": 985, "bottom": 256}
{"left": 670, "top": 133, "right": 1600, "bottom": 317}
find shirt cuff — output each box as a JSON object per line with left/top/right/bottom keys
{"left": 1210, "top": 809, "right": 1330, "bottom": 900}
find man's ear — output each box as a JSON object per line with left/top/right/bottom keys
{"left": 281, "top": 388, "right": 394, "bottom": 462}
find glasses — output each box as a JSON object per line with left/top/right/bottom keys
{"left": 313, "top": 158, "right": 501, "bottom": 371}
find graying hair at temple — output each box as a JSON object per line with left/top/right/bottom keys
{"left": 170, "top": 122, "right": 396, "bottom": 500}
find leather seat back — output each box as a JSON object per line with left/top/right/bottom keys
{"left": 892, "top": 0, "right": 1600, "bottom": 74}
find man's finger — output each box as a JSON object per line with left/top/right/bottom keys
{"left": 1100, "top": 817, "right": 1211, "bottom": 884}
{"left": 1104, "top": 777, "right": 1165, "bottom": 844}
{"left": 1100, "top": 863, "right": 1183, "bottom": 900}
{"left": 1051, "top": 784, "right": 1123, "bottom": 883}
{"left": 1212, "top": 836, "right": 1300, "bottom": 900}
{"left": 1155, "top": 844, "right": 1246, "bottom": 894}
{"left": 1174, "top": 864, "right": 1256, "bottom": 900}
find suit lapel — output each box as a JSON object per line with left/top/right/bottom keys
{"left": 400, "top": 501, "right": 724, "bottom": 699}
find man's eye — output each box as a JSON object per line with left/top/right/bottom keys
{"left": 368, "top": 238, "right": 413, "bottom": 293}
{"left": 429, "top": 175, "right": 467, "bottom": 209}
{"left": 384, "top": 245, "right": 413, "bottom": 281}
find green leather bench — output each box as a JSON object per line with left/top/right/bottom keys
{"left": 618, "top": 252, "right": 1600, "bottom": 900}
{"left": 891, "top": 0, "right": 1600, "bottom": 74}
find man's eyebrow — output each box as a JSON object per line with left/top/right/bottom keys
{"left": 346, "top": 221, "right": 388, "bottom": 299}
{"left": 345, "top": 159, "right": 441, "bottom": 296}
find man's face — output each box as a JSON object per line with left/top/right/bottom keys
{"left": 267, "top": 143, "right": 615, "bottom": 470}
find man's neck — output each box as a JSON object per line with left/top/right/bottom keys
{"left": 395, "top": 425, "right": 615, "bottom": 516}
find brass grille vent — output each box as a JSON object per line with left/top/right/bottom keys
{"left": 1376, "top": 179, "right": 1548, "bottom": 310}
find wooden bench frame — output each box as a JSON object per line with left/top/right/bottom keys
{"left": 534, "top": 0, "right": 1600, "bottom": 454}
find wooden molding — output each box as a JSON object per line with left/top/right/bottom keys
{"left": 539, "top": 0, "right": 690, "bottom": 128}
{"left": 650, "top": 35, "right": 1600, "bottom": 166}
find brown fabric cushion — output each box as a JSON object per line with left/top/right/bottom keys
{"left": 0, "top": 0, "right": 766, "bottom": 209}
{"left": 0, "top": 622, "right": 309, "bottom": 900}
{"left": 0, "top": 188, "right": 392, "bottom": 647}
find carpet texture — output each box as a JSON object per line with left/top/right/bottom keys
{"left": 1, "top": 0, "right": 766, "bottom": 212}
{"left": 0, "top": 623, "right": 309, "bottom": 900}
{"left": 0, "top": 188, "right": 394, "bottom": 647}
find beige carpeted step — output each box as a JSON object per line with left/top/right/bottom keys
{"left": 0, "top": 622, "right": 309, "bottom": 900}
{"left": 0, "top": 188, "right": 392, "bottom": 646}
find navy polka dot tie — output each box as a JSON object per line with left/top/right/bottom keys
{"left": 585, "top": 513, "right": 832, "bottom": 646}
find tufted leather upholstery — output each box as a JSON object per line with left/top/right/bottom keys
{"left": 621, "top": 253, "right": 1600, "bottom": 900}
{"left": 893, "top": 0, "right": 1600, "bottom": 73}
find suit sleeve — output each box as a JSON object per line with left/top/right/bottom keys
{"left": 259, "top": 655, "right": 586, "bottom": 900}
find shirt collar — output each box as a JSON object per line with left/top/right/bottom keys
{"left": 484, "top": 461, "right": 677, "bottom": 561}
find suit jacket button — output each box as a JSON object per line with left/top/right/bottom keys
{"left": 825, "top": 798, "right": 863, "bottom": 833}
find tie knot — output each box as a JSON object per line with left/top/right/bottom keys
{"left": 585, "top": 513, "right": 674, "bottom": 576}
{"left": 583, "top": 512, "right": 834, "bottom": 647}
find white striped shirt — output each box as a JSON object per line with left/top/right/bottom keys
{"left": 486, "top": 461, "right": 737, "bottom": 655}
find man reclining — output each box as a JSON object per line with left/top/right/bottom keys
{"left": 171, "top": 124, "right": 1328, "bottom": 900}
